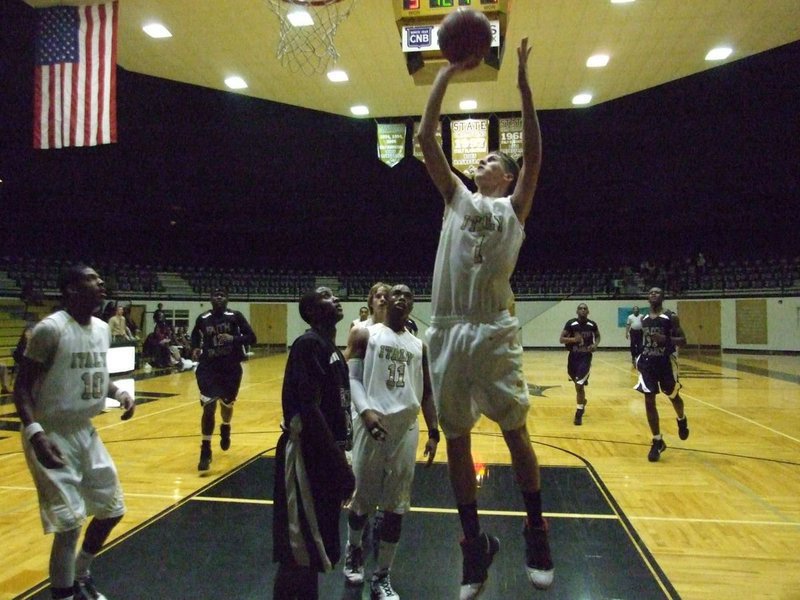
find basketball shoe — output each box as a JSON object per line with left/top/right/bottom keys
{"left": 573, "top": 408, "right": 584, "bottom": 426}
{"left": 648, "top": 438, "right": 667, "bottom": 462}
{"left": 220, "top": 423, "right": 231, "bottom": 451}
{"left": 459, "top": 532, "right": 500, "bottom": 600}
{"left": 677, "top": 416, "right": 690, "bottom": 440}
{"left": 370, "top": 569, "right": 399, "bottom": 599}
{"left": 73, "top": 575, "right": 107, "bottom": 600}
{"left": 198, "top": 441, "right": 212, "bottom": 471}
{"left": 343, "top": 544, "right": 365, "bottom": 584}
{"left": 523, "top": 518, "right": 554, "bottom": 590}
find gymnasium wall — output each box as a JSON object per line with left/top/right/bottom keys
{"left": 142, "top": 296, "right": 800, "bottom": 354}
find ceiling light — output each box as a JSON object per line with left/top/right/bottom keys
{"left": 705, "top": 47, "right": 733, "bottom": 61}
{"left": 287, "top": 7, "right": 314, "bottom": 27}
{"left": 225, "top": 76, "right": 248, "bottom": 90}
{"left": 572, "top": 93, "right": 592, "bottom": 105}
{"left": 586, "top": 54, "right": 609, "bottom": 68}
{"left": 327, "top": 70, "right": 349, "bottom": 82}
{"left": 350, "top": 105, "right": 369, "bottom": 116}
{"left": 459, "top": 100, "right": 477, "bottom": 110}
{"left": 610, "top": 0, "right": 635, "bottom": 4}
{"left": 142, "top": 23, "right": 172, "bottom": 38}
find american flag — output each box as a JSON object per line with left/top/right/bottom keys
{"left": 33, "top": 2, "right": 118, "bottom": 150}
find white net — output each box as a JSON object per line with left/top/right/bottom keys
{"left": 266, "top": 0, "right": 358, "bottom": 76}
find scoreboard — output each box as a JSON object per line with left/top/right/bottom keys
{"left": 393, "top": 0, "right": 510, "bottom": 84}
{"left": 397, "top": 0, "right": 502, "bottom": 17}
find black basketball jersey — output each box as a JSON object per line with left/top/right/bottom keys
{"left": 281, "top": 329, "right": 352, "bottom": 450}
{"left": 563, "top": 318, "right": 600, "bottom": 354}
{"left": 191, "top": 309, "right": 256, "bottom": 363}
{"left": 640, "top": 310, "right": 677, "bottom": 357}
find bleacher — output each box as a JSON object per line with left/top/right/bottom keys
{"left": 1, "top": 254, "right": 798, "bottom": 304}
{"left": 0, "top": 297, "right": 56, "bottom": 368}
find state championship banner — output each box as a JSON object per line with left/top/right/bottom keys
{"left": 377, "top": 123, "right": 407, "bottom": 167}
{"left": 412, "top": 121, "right": 442, "bottom": 163}
{"left": 450, "top": 118, "right": 489, "bottom": 177}
{"left": 33, "top": 2, "right": 118, "bottom": 149}
{"left": 499, "top": 117, "right": 523, "bottom": 160}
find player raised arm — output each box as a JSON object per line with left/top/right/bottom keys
{"left": 509, "top": 38, "right": 542, "bottom": 224}
{"left": 417, "top": 61, "right": 473, "bottom": 204}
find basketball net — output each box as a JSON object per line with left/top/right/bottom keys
{"left": 266, "top": 0, "right": 358, "bottom": 76}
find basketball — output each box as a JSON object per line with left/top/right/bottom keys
{"left": 437, "top": 9, "right": 493, "bottom": 66}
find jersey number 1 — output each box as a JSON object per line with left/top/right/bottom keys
{"left": 386, "top": 363, "right": 406, "bottom": 389}
{"left": 81, "top": 372, "right": 105, "bottom": 400}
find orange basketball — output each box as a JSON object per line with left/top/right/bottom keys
{"left": 437, "top": 9, "right": 493, "bottom": 66}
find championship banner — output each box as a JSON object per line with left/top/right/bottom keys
{"left": 412, "top": 121, "right": 442, "bottom": 163}
{"left": 377, "top": 123, "right": 407, "bottom": 167}
{"left": 451, "top": 118, "right": 488, "bottom": 177}
{"left": 499, "top": 117, "right": 524, "bottom": 160}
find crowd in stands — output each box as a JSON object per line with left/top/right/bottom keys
{"left": 2, "top": 253, "right": 799, "bottom": 303}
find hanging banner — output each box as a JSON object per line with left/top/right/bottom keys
{"left": 412, "top": 121, "right": 442, "bottom": 163}
{"left": 451, "top": 118, "right": 489, "bottom": 177}
{"left": 377, "top": 123, "right": 407, "bottom": 167}
{"left": 499, "top": 117, "right": 524, "bottom": 160}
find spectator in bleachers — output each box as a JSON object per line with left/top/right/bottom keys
{"left": 695, "top": 252, "right": 707, "bottom": 277}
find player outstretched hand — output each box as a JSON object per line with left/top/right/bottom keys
{"left": 517, "top": 37, "right": 531, "bottom": 88}
{"left": 423, "top": 435, "right": 438, "bottom": 466}
{"left": 118, "top": 390, "right": 135, "bottom": 420}
{"left": 31, "top": 432, "right": 65, "bottom": 469}
{"left": 443, "top": 54, "right": 482, "bottom": 76}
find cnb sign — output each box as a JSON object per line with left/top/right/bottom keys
{"left": 401, "top": 21, "right": 499, "bottom": 53}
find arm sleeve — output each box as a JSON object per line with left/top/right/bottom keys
{"left": 347, "top": 358, "right": 369, "bottom": 415}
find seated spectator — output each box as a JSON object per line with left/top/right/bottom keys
{"left": 123, "top": 304, "right": 140, "bottom": 339}
{"left": 0, "top": 364, "right": 10, "bottom": 395}
{"left": 145, "top": 321, "right": 180, "bottom": 368}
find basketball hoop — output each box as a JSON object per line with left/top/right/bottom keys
{"left": 267, "top": 0, "right": 358, "bottom": 76}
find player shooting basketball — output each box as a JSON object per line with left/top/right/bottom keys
{"left": 416, "top": 37, "right": 554, "bottom": 599}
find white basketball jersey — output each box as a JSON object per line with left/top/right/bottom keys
{"left": 431, "top": 186, "right": 524, "bottom": 318}
{"left": 26, "top": 310, "right": 110, "bottom": 425}
{"left": 362, "top": 323, "right": 423, "bottom": 416}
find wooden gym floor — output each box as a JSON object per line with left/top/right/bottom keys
{"left": 1, "top": 348, "right": 798, "bottom": 599}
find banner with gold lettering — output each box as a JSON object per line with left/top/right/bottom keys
{"left": 499, "top": 117, "right": 523, "bottom": 160}
{"left": 412, "top": 121, "right": 442, "bottom": 163}
{"left": 451, "top": 118, "right": 489, "bottom": 177}
{"left": 377, "top": 123, "right": 407, "bottom": 167}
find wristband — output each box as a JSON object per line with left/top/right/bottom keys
{"left": 428, "top": 428, "right": 440, "bottom": 443}
{"left": 24, "top": 422, "right": 44, "bottom": 440}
